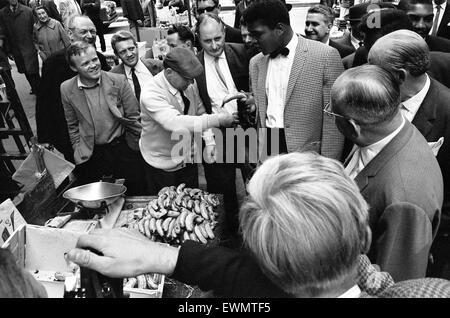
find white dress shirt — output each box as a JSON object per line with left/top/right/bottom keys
{"left": 345, "top": 117, "right": 406, "bottom": 179}
{"left": 338, "top": 285, "right": 362, "bottom": 298}
{"left": 265, "top": 34, "right": 298, "bottom": 128}
{"left": 204, "top": 51, "right": 239, "bottom": 115}
{"left": 401, "top": 74, "right": 430, "bottom": 122}
{"left": 124, "top": 59, "right": 155, "bottom": 98}
{"left": 350, "top": 34, "right": 362, "bottom": 50}
{"left": 430, "top": 1, "right": 448, "bottom": 35}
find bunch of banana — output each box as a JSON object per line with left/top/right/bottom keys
{"left": 126, "top": 184, "right": 220, "bottom": 245}
{"left": 123, "top": 273, "right": 161, "bottom": 290}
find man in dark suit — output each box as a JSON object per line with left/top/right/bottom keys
{"left": 35, "top": 15, "right": 111, "bottom": 163}
{"left": 61, "top": 41, "right": 143, "bottom": 194}
{"left": 110, "top": 30, "right": 163, "bottom": 100}
{"left": 431, "top": 0, "right": 450, "bottom": 39}
{"left": 194, "top": 13, "right": 249, "bottom": 239}
{"left": 304, "top": 4, "right": 355, "bottom": 58}
{"left": 369, "top": 30, "right": 450, "bottom": 279}
{"left": 330, "top": 64, "right": 443, "bottom": 282}
{"left": 195, "top": 0, "right": 243, "bottom": 44}
{"left": 398, "top": 0, "right": 450, "bottom": 52}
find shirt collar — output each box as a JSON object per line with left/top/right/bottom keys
{"left": 204, "top": 50, "right": 226, "bottom": 62}
{"left": 124, "top": 59, "right": 149, "bottom": 76}
{"left": 286, "top": 34, "right": 298, "bottom": 56}
{"left": 359, "top": 116, "right": 406, "bottom": 166}
{"left": 163, "top": 72, "right": 180, "bottom": 96}
{"left": 350, "top": 34, "right": 362, "bottom": 49}
{"left": 37, "top": 18, "right": 56, "bottom": 30}
{"left": 325, "top": 38, "right": 330, "bottom": 46}
{"left": 402, "top": 74, "right": 430, "bottom": 118}
{"left": 433, "top": 0, "right": 447, "bottom": 10}
{"left": 338, "top": 285, "right": 361, "bottom": 298}
{"left": 77, "top": 75, "right": 101, "bottom": 89}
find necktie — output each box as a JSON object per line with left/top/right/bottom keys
{"left": 431, "top": 5, "right": 442, "bottom": 36}
{"left": 344, "top": 147, "right": 365, "bottom": 179}
{"left": 214, "top": 57, "right": 228, "bottom": 90}
{"left": 269, "top": 47, "right": 289, "bottom": 59}
{"left": 131, "top": 68, "right": 141, "bottom": 102}
{"left": 179, "top": 90, "right": 190, "bottom": 114}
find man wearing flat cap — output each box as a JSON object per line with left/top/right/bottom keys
{"left": 139, "top": 47, "right": 239, "bottom": 194}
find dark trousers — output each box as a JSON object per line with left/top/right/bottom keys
{"left": 144, "top": 163, "right": 198, "bottom": 195}
{"left": 73, "top": 136, "right": 147, "bottom": 195}
{"left": 25, "top": 72, "right": 40, "bottom": 94}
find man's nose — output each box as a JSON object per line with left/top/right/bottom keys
{"left": 212, "top": 41, "right": 218, "bottom": 49}
{"left": 416, "top": 18, "right": 426, "bottom": 28}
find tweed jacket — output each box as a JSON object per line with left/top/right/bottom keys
{"left": 355, "top": 121, "right": 443, "bottom": 282}
{"left": 110, "top": 57, "right": 163, "bottom": 77}
{"left": 196, "top": 43, "right": 249, "bottom": 114}
{"left": 61, "top": 71, "right": 141, "bottom": 165}
{"left": 436, "top": 1, "right": 450, "bottom": 40}
{"left": 249, "top": 36, "right": 344, "bottom": 160}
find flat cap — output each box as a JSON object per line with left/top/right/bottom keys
{"left": 163, "top": 47, "right": 203, "bottom": 79}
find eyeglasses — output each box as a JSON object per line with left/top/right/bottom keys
{"left": 197, "top": 5, "right": 217, "bottom": 14}
{"left": 323, "top": 102, "right": 347, "bottom": 120}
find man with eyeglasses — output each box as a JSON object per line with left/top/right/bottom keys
{"left": 329, "top": 64, "right": 443, "bottom": 282}
{"left": 195, "top": 0, "right": 243, "bottom": 44}
{"left": 35, "top": 15, "right": 111, "bottom": 163}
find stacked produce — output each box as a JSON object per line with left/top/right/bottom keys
{"left": 125, "top": 183, "right": 220, "bottom": 245}
{"left": 123, "top": 273, "right": 162, "bottom": 290}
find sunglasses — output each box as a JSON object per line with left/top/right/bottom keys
{"left": 197, "top": 6, "right": 217, "bottom": 14}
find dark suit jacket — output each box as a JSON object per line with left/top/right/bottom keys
{"left": 120, "top": 0, "right": 144, "bottom": 21}
{"left": 330, "top": 39, "right": 355, "bottom": 58}
{"left": 35, "top": 49, "right": 110, "bottom": 162}
{"left": 412, "top": 78, "right": 450, "bottom": 226}
{"left": 355, "top": 121, "right": 443, "bottom": 282}
{"left": 195, "top": 43, "right": 249, "bottom": 114}
{"left": 110, "top": 57, "right": 163, "bottom": 77}
{"left": 426, "top": 34, "right": 450, "bottom": 53}
{"left": 225, "top": 24, "right": 243, "bottom": 44}
{"left": 60, "top": 71, "right": 141, "bottom": 164}
{"left": 437, "top": 1, "right": 450, "bottom": 40}
{"left": 428, "top": 51, "right": 450, "bottom": 89}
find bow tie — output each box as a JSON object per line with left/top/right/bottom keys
{"left": 269, "top": 47, "right": 289, "bottom": 59}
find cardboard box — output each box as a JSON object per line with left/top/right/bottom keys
{"left": 2, "top": 224, "right": 82, "bottom": 298}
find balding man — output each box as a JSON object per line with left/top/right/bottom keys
{"left": 35, "top": 15, "right": 110, "bottom": 163}
{"left": 368, "top": 29, "right": 450, "bottom": 277}
{"left": 329, "top": 65, "right": 443, "bottom": 281}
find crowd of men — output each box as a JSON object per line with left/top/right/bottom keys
{"left": 2, "top": 0, "right": 450, "bottom": 297}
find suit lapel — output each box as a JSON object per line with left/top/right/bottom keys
{"left": 285, "top": 36, "right": 306, "bottom": 106}
{"left": 101, "top": 72, "right": 122, "bottom": 118}
{"left": 412, "top": 79, "right": 437, "bottom": 138}
{"left": 224, "top": 44, "right": 240, "bottom": 88}
{"left": 68, "top": 77, "right": 93, "bottom": 125}
{"left": 257, "top": 55, "right": 270, "bottom": 127}
{"left": 354, "top": 122, "right": 413, "bottom": 192}
{"left": 438, "top": 2, "right": 450, "bottom": 34}
{"left": 196, "top": 51, "right": 212, "bottom": 113}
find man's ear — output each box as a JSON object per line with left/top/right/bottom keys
{"left": 275, "top": 22, "right": 286, "bottom": 36}
{"left": 185, "top": 40, "right": 193, "bottom": 49}
{"left": 348, "top": 118, "right": 361, "bottom": 140}
{"left": 396, "top": 68, "right": 408, "bottom": 85}
{"left": 361, "top": 225, "right": 372, "bottom": 254}
{"left": 327, "top": 23, "right": 333, "bottom": 33}
{"left": 69, "top": 64, "right": 78, "bottom": 73}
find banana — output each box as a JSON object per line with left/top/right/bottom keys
{"left": 199, "top": 202, "right": 210, "bottom": 220}
{"left": 198, "top": 223, "right": 209, "bottom": 238}
{"left": 153, "top": 273, "right": 161, "bottom": 285}
{"left": 143, "top": 218, "right": 151, "bottom": 238}
{"left": 178, "top": 209, "right": 189, "bottom": 228}
{"left": 148, "top": 199, "right": 159, "bottom": 211}
{"left": 157, "top": 195, "right": 166, "bottom": 209}
{"left": 183, "top": 231, "right": 190, "bottom": 242}
{"left": 189, "top": 232, "right": 199, "bottom": 242}
{"left": 162, "top": 217, "right": 172, "bottom": 232}
{"left": 124, "top": 277, "right": 137, "bottom": 289}
{"left": 137, "top": 274, "right": 147, "bottom": 289}
{"left": 145, "top": 274, "right": 158, "bottom": 289}
{"left": 195, "top": 216, "right": 204, "bottom": 223}
{"left": 153, "top": 208, "right": 168, "bottom": 219}
{"left": 204, "top": 222, "right": 215, "bottom": 239}
{"left": 167, "top": 210, "right": 180, "bottom": 217}
{"left": 167, "top": 218, "right": 177, "bottom": 237}
{"left": 185, "top": 212, "right": 196, "bottom": 232}
{"left": 186, "top": 199, "right": 194, "bottom": 209}
{"left": 177, "top": 183, "right": 186, "bottom": 194}
{"left": 158, "top": 186, "right": 170, "bottom": 196}
{"left": 163, "top": 196, "right": 171, "bottom": 208}
{"left": 149, "top": 217, "right": 156, "bottom": 233}
{"left": 156, "top": 219, "right": 164, "bottom": 237}
{"left": 138, "top": 219, "right": 145, "bottom": 234}
{"left": 194, "top": 200, "right": 201, "bottom": 214}
{"left": 171, "top": 227, "right": 177, "bottom": 239}
{"left": 194, "top": 225, "right": 208, "bottom": 244}
{"left": 174, "top": 222, "right": 181, "bottom": 234}
{"left": 190, "top": 188, "right": 202, "bottom": 197}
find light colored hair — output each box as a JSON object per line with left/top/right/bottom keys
{"left": 110, "top": 30, "right": 137, "bottom": 55}
{"left": 331, "top": 65, "right": 400, "bottom": 126}
{"left": 68, "top": 15, "right": 93, "bottom": 31}
{"left": 239, "top": 152, "right": 369, "bottom": 297}
{"left": 368, "top": 29, "right": 430, "bottom": 77}
{"left": 307, "top": 4, "right": 335, "bottom": 24}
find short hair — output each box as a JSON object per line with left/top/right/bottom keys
{"left": 368, "top": 30, "right": 430, "bottom": 77}
{"left": 307, "top": 4, "right": 335, "bottom": 25}
{"left": 167, "top": 23, "right": 195, "bottom": 44}
{"left": 34, "top": 5, "right": 49, "bottom": 16}
{"left": 68, "top": 14, "right": 93, "bottom": 30}
{"left": 358, "top": 9, "right": 413, "bottom": 36}
{"left": 110, "top": 30, "right": 137, "bottom": 55}
{"left": 195, "top": 0, "right": 219, "bottom": 7}
{"left": 243, "top": 0, "right": 290, "bottom": 29}
{"left": 397, "top": 0, "right": 433, "bottom": 11}
{"left": 240, "top": 152, "right": 369, "bottom": 297}
{"left": 66, "top": 41, "right": 95, "bottom": 67}
{"left": 239, "top": 16, "right": 247, "bottom": 27}
{"left": 331, "top": 65, "right": 401, "bottom": 125}
{"left": 195, "top": 12, "right": 225, "bottom": 37}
